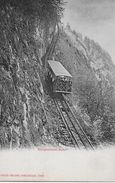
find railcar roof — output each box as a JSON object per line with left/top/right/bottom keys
{"left": 48, "top": 60, "right": 72, "bottom": 77}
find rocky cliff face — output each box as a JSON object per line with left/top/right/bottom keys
{"left": 0, "top": 1, "right": 63, "bottom": 149}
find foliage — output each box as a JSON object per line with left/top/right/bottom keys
{"left": 56, "top": 25, "right": 115, "bottom": 146}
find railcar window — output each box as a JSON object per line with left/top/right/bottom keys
{"left": 52, "top": 78, "right": 55, "bottom": 82}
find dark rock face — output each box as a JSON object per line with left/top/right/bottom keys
{"left": 0, "top": 1, "right": 63, "bottom": 149}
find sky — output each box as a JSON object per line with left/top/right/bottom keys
{"left": 62, "top": 0, "right": 115, "bottom": 64}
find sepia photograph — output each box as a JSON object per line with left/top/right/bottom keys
{"left": 0, "top": 0, "right": 115, "bottom": 181}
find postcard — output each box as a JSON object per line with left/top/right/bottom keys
{"left": 0, "top": 0, "right": 115, "bottom": 181}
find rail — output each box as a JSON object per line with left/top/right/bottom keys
{"left": 42, "top": 23, "right": 94, "bottom": 150}
{"left": 53, "top": 96, "right": 79, "bottom": 148}
{"left": 62, "top": 94, "right": 94, "bottom": 149}
{"left": 41, "top": 24, "right": 59, "bottom": 67}
{"left": 52, "top": 93, "right": 94, "bottom": 150}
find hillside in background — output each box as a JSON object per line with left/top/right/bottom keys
{"left": 54, "top": 24, "right": 115, "bottom": 146}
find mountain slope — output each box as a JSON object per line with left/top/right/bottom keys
{"left": 54, "top": 25, "right": 115, "bottom": 145}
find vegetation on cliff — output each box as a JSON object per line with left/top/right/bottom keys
{"left": 54, "top": 25, "right": 115, "bottom": 146}
{"left": 0, "top": 0, "right": 64, "bottom": 148}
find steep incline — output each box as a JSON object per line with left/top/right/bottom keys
{"left": 54, "top": 25, "right": 115, "bottom": 145}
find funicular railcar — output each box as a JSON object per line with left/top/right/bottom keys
{"left": 47, "top": 60, "right": 72, "bottom": 93}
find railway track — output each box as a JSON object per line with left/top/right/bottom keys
{"left": 52, "top": 93, "right": 94, "bottom": 150}
{"left": 43, "top": 24, "right": 94, "bottom": 149}
{"left": 53, "top": 98, "right": 78, "bottom": 147}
